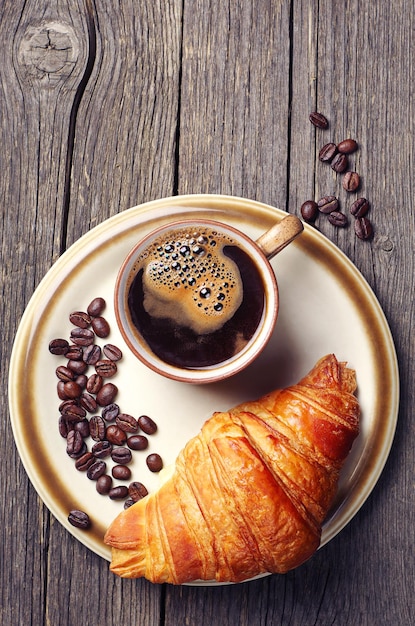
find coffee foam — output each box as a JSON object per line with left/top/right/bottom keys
{"left": 137, "top": 226, "right": 244, "bottom": 335}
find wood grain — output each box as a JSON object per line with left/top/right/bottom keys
{"left": 1, "top": 0, "right": 414, "bottom": 624}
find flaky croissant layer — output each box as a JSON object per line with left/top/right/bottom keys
{"left": 104, "top": 354, "right": 360, "bottom": 584}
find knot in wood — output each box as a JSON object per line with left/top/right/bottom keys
{"left": 18, "top": 21, "right": 79, "bottom": 85}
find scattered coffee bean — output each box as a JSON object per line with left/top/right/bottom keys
{"left": 309, "top": 111, "right": 329, "bottom": 129}
{"left": 56, "top": 365, "right": 74, "bottom": 382}
{"left": 355, "top": 216, "right": 374, "bottom": 240}
{"left": 63, "top": 381, "right": 82, "bottom": 399}
{"left": 91, "top": 316, "right": 110, "bottom": 338}
{"left": 106, "top": 424, "right": 127, "bottom": 445}
{"left": 70, "top": 327, "right": 95, "bottom": 346}
{"left": 75, "top": 374, "right": 88, "bottom": 389}
{"left": 75, "top": 452, "right": 95, "bottom": 471}
{"left": 112, "top": 464, "right": 132, "bottom": 481}
{"left": 74, "top": 419, "right": 90, "bottom": 438}
{"left": 95, "top": 359, "right": 117, "bottom": 378}
{"left": 87, "top": 460, "right": 107, "bottom": 480}
{"left": 68, "top": 510, "right": 90, "bottom": 529}
{"left": 67, "top": 441, "right": 87, "bottom": 459}
{"left": 124, "top": 498, "right": 135, "bottom": 509}
{"left": 116, "top": 413, "right": 138, "bottom": 434}
{"left": 342, "top": 171, "right": 360, "bottom": 192}
{"left": 103, "top": 344, "right": 123, "bottom": 361}
{"left": 87, "top": 297, "right": 106, "bottom": 317}
{"left": 65, "top": 346, "right": 83, "bottom": 361}
{"left": 86, "top": 373, "right": 103, "bottom": 395}
{"left": 96, "top": 382, "right": 118, "bottom": 406}
{"left": 337, "top": 138, "right": 358, "bottom": 154}
{"left": 146, "top": 453, "right": 163, "bottom": 472}
{"left": 96, "top": 474, "right": 112, "bottom": 495}
{"left": 58, "top": 416, "right": 71, "bottom": 438}
{"left": 127, "top": 435, "right": 148, "bottom": 451}
{"left": 67, "top": 359, "right": 88, "bottom": 375}
{"left": 319, "top": 142, "right": 337, "bottom": 162}
{"left": 111, "top": 447, "right": 132, "bottom": 465}
{"left": 109, "top": 486, "right": 129, "bottom": 500}
{"left": 92, "top": 440, "right": 113, "bottom": 459}
{"left": 57, "top": 381, "right": 69, "bottom": 400}
{"left": 79, "top": 392, "right": 98, "bottom": 413}
{"left": 69, "top": 311, "right": 91, "bottom": 329}
{"left": 317, "top": 196, "right": 339, "bottom": 214}
{"left": 101, "top": 403, "right": 119, "bottom": 422}
{"left": 89, "top": 415, "right": 106, "bottom": 441}
{"left": 331, "top": 153, "right": 348, "bottom": 173}
{"left": 300, "top": 200, "right": 318, "bottom": 222}
{"left": 49, "top": 338, "right": 69, "bottom": 355}
{"left": 62, "top": 403, "right": 87, "bottom": 422}
{"left": 327, "top": 211, "right": 348, "bottom": 227}
{"left": 138, "top": 415, "right": 158, "bottom": 435}
{"left": 82, "top": 344, "right": 101, "bottom": 365}
{"left": 129, "top": 481, "right": 149, "bottom": 501}
{"left": 350, "top": 197, "right": 370, "bottom": 218}
{"left": 66, "top": 430, "right": 84, "bottom": 456}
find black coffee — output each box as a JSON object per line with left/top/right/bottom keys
{"left": 127, "top": 225, "right": 265, "bottom": 368}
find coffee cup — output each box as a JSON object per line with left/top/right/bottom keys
{"left": 114, "top": 214, "right": 303, "bottom": 384}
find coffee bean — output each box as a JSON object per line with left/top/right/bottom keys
{"left": 75, "top": 374, "right": 87, "bottom": 390}
{"left": 67, "top": 359, "right": 88, "bottom": 375}
{"left": 96, "top": 474, "right": 112, "bottom": 495}
{"left": 112, "top": 465, "right": 132, "bottom": 481}
{"left": 79, "top": 392, "right": 97, "bottom": 413}
{"left": 65, "top": 345, "right": 84, "bottom": 361}
{"left": 106, "top": 424, "right": 127, "bottom": 445}
{"left": 319, "top": 142, "right": 337, "bottom": 162}
{"left": 95, "top": 359, "right": 117, "bottom": 378}
{"left": 63, "top": 381, "right": 82, "bottom": 399}
{"left": 129, "top": 481, "right": 149, "bottom": 501}
{"left": 327, "top": 211, "right": 348, "bottom": 227}
{"left": 86, "top": 373, "right": 103, "bottom": 395}
{"left": 111, "top": 447, "right": 132, "bottom": 465}
{"left": 342, "top": 171, "right": 360, "bottom": 192}
{"left": 96, "top": 383, "right": 118, "bottom": 406}
{"left": 87, "top": 297, "right": 106, "bottom": 317}
{"left": 83, "top": 344, "right": 101, "bottom": 365}
{"left": 59, "top": 399, "right": 78, "bottom": 413}
{"left": 355, "top": 216, "right": 374, "bottom": 240}
{"left": 146, "top": 453, "right": 163, "bottom": 472}
{"left": 109, "top": 486, "right": 129, "bottom": 500}
{"left": 101, "top": 403, "right": 119, "bottom": 422}
{"left": 309, "top": 111, "right": 328, "bottom": 129}
{"left": 66, "top": 430, "right": 84, "bottom": 456}
{"left": 68, "top": 510, "right": 90, "bottom": 529}
{"left": 70, "top": 327, "right": 95, "bottom": 346}
{"left": 56, "top": 365, "right": 74, "bottom": 382}
{"left": 124, "top": 498, "right": 135, "bottom": 509}
{"left": 91, "top": 316, "right": 110, "bottom": 338}
{"left": 61, "top": 403, "right": 87, "bottom": 422}
{"left": 127, "top": 435, "right": 148, "bottom": 451}
{"left": 75, "top": 452, "right": 95, "bottom": 471}
{"left": 57, "top": 381, "right": 69, "bottom": 400}
{"left": 49, "top": 338, "right": 69, "bottom": 356}
{"left": 103, "top": 344, "right": 123, "bottom": 361}
{"left": 74, "top": 419, "right": 90, "bottom": 438}
{"left": 317, "top": 196, "right": 339, "bottom": 214}
{"left": 67, "top": 441, "right": 87, "bottom": 459}
{"left": 331, "top": 153, "right": 348, "bottom": 173}
{"left": 138, "top": 415, "right": 157, "bottom": 435}
{"left": 89, "top": 415, "right": 106, "bottom": 441}
{"left": 116, "top": 413, "right": 138, "bottom": 434}
{"left": 69, "top": 311, "right": 91, "bottom": 328}
{"left": 300, "top": 200, "right": 318, "bottom": 222}
{"left": 87, "top": 460, "right": 107, "bottom": 480}
{"left": 92, "top": 440, "right": 113, "bottom": 459}
{"left": 337, "top": 138, "right": 358, "bottom": 154}
{"left": 58, "top": 416, "right": 71, "bottom": 438}
{"left": 350, "top": 197, "right": 370, "bottom": 217}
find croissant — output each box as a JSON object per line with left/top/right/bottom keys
{"left": 104, "top": 354, "right": 360, "bottom": 584}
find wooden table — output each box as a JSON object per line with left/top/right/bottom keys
{"left": 1, "top": 1, "right": 414, "bottom": 624}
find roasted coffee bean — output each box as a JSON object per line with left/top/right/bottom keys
{"left": 101, "top": 403, "right": 119, "bottom": 422}
{"left": 63, "top": 381, "right": 82, "bottom": 399}
{"left": 79, "top": 392, "right": 97, "bottom": 413}
{"left": 124, "top": 498, "right": 135, "bottom": 509}
{"left": 138, "top": 415, "right": 157, "bottom": 435}
{"left": 319, "top": 142, "right": 337, "bottom": 162}
{"left": 58, "top": 416, "right": 71, "bottom": 438}
{"left": 96, "top": 382, "right": 118, "bottom": 406}
{"left": 309, "top": 111, "right": 328, "bottom": 129}
{"left": 317, "top": 196, "right": 339, "bottom": 214}
{"left": 92, "top": 440, "right": 113, "bottom": 459}
{"left": 87, "top": 460, "right": 107, "bottom": 480}
{"left": 109, "top": 486, "right": 129, "bottom": 500}
{"left": 342, "top": 171, "right": 360, "bottom": 192}
{"left": 49, "top": 338, "right": 69, "bottom": 355}
{"left": 68, "top": 442, "right": 87, "bottom": 459}
{"left": 86, "top": 373, "right": 103, "bottom": 395}
{"left": 111, "top": 447, "right": 132, "bottom": 465}
{"left": 70, "top": 327, "right": 95, "bottom": 346}
{"left": 350, "top": 197, "right": 370, "bottom": 217}
{"left": 68, "top": 510, "right": 90, "bottom": 529}
{"left": 300, "top": 200, "right": 318, "bottom": 222}
{"left": 87, "top": 297, "right": 106, "bottom": 317}
{"left": 337, "top": 138, "right": 358, "bottom": 154}
{"left": 116, "top": 413, "right": 138, "bottom": 434}
{"left": 82, "top": 344, "right": 101, "bottom": 365}
{"left": 146, "top": 453, "right": 163, "bottom": 472}
{"left": 89, "top": 415, "right": 106, "bottom": 441}
{"left": 106, "top": 424, "right": 127, "bottom": 445}
{"left": 96, "top": 474, "right": 112, "bottom": 495}
{"left": 127, "top": 435, "right": 148, "bottom": 451}
{"left": 103, "top": 343, "right": 123, "bottom": 361}
{"left": 69, "top": 311, "right": 91, "bottom": 328}
{"left": 355, "top": 216, "right": 374, "bottom": 240}
{"left": 57, "top": 381, "right": 69, "bottom": 400}
{"left": 59, "top": 399, "right": 78, "bottom": 413}
{"left": 91, "top": 316, "right": 110, "bottom": 338}
{"left": 331, "top": 152, "right": 348, "bottom": 173}
{"left": 66, "top": 430, "right": 84, "bottom": 456}
{"left": 327, "top": 211, "right": 348, "bottom": 227}
{"left": 129, "top": 481, "right": 149, "bottom": 501}
{"left": 67, "top": 359, "right": 88, "bottom": 375}
{"left": 56, "top": 365, "right": 74, "bottom": 382}
{"left": 112, "top": 465, "right": 132, "bottom": 481}
{"left": 61, "top": 403, "right": 87, "bottom": 422}
{"left": 65, "top": 345, "right": 83, "bottom": 361}
{"left": 95, "top": 359, "right": 117, "bottom": 378}
{"left": 75, "top": 374, "right": 88, "bottom": 389}
{"left": 75, "top": 451, "right": 95, "bottom": 471}
{"left": 74, "top": 418, "right": 90, "bottom": 438}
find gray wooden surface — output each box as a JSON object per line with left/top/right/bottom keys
{"left": 1, "top": 1, "right": 414, "bottom": 624}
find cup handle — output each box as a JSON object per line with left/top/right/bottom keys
{"left": 255, "top": 214, "right": 304, "bottom": 260}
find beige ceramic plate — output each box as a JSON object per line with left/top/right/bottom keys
{"left": 9, "top": 194, "right": 399, "bottom": 585}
